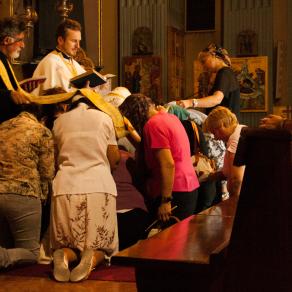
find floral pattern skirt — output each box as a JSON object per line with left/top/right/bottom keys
{"left": 50, "top": 193, "right": 118, "bottom": 256}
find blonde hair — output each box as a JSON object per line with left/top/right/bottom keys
{"left": 198, "top": 43, "right": 231, "bottom": 67}
{"left": 203, "top": 106, "right": 238, "bottom": 133}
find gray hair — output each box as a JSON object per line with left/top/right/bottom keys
{"left": 0, "top": 17, "right": 26, "bottom": 44}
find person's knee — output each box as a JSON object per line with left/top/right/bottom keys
{"left": 31, "top": 247, "right": 40, "bottom": 259}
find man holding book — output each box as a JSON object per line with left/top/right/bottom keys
{"left": 32, "top": 18, "right": 86, "bottom": 95}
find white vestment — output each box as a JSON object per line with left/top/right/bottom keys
{"left": 32, "top": 50, "right": 86, "bottom": 94}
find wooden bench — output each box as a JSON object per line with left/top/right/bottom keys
{"left": 112, "top": 196, "right": 238, "bottom": 292}
{"left": 113, "top": 128, "right": 292, "bottom": 292}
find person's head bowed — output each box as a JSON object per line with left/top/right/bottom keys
{"left": 203, "top": 106, "right": 238, "bottom": 141}
{"left": 119, "top": 93, "right": 154, "bottom": 136}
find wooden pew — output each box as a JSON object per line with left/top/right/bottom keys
{"left": 220, "top": 128, "right": 292, "bottom": 292}
{"left": 113, "top": 128, "right": 292, "bottom": 292}
{"left": 112, "top": 196, "right": 238, "bottom": 292}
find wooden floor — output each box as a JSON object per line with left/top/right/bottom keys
{"left": 0, "top": 275, "right": 137, "bottom": 292}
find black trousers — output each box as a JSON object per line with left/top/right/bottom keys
{"left": 117, "top": 208, "right": 150, "bottom": 251}
{"left": 147, "top": 189, "right": 199, "bottom": 223}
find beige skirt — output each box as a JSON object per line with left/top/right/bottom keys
{"left": 50, "top": 193, "right": 118, "bottom": 256}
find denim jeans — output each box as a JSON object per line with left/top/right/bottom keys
{"left": 0, "top": 194, "right": 41, "bottom": 268}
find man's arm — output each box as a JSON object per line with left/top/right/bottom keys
{"left": 260, "top": 114, "right": 292, "bottom": 132}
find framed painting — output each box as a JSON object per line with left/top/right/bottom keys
{"left": 193, "top": 56, "right": 268, "bottom": 112}
{"left": 230, "top": 56, "right": 268, "bottom": 112}
{"left": 123, "top": 56, "right": 162, "bottom": 103}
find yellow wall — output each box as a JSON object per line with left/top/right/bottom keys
{"left": 84, "top": 0, "right": 118, "bottom": 88}
{"left": 102, "top": 0, "right": 118, "bottom": 88}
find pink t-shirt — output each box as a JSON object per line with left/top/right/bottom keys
{"left": 143, "top": 111, "right": 199, "bottom": 198}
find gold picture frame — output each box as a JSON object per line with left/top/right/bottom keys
{"left": 193, "top": 56, "right": 268, "bottom": 112}
{"left": 230, "top": 56, "right": 268, "bottom": 112}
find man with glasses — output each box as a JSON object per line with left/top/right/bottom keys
{"left": 0, "top": 16, "right": 31, "bottom": 124}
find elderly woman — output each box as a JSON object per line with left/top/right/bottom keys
{"left": 178, "top": 43, "right": 240, "bottom": 120}
{"left": 50, "top": 94, "right": 120, "bottom": 282}
{"left": 119, "top": 93, "right": 199, "bottom": 223}
{"left": 203, "top": 106, "right": 246, "bottom": 196}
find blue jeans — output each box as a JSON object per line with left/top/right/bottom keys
{"left": 0, "top": 194, "right": 41, "bottom": 268}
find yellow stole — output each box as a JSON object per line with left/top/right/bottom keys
{"left": 0, "top": 58, "right": 126, "bottom": 138}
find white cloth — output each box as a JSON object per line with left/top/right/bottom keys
{"left": 223, "top": 124, "right": 246, "bottom": 177}
{"left": 32, "top": 51, "right": 86, "bottom": 94}
{"left": 53, "top": 102, "right": 118, "bottom": 196}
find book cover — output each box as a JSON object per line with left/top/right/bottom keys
{"left": 70, "top": 69, "right": 107, "bottom": 89}
{"left": 19, "top": 76, "right": 46, "bottom": 93}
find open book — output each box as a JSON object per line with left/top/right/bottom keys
{"left": 19, "top": 76, "right": 46, "bottom": 93}
{"left": 70, "top": 69, "right": 108, "bottom": 89}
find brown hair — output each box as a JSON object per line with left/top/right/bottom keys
{"left": 119, "top": 93, "right": 153, "bottom": 136}
{"left": 56, "top": 18, "right": 81, "bottom": 40}
{"left": 41, "top": 87, "right": 68, "bottom": 129}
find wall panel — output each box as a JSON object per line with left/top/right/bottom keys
{"left": 224, "top": 0, "right": 273, "bottom": 126}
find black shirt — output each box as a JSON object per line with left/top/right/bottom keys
{"left": 207, "top": 66, "right": 240, "bottom": 120}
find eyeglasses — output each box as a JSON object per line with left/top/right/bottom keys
{"left": 6, "top": 36, "right": 25, "bottom": 46}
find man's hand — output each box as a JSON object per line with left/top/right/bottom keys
{"left": 158, "top": 202, "right": 172, "bottom": 222}
{"left": 20, "top": 77, "right": 46, "bottom": 93}
{"left": 11, "top": 91, "right": 30, "bottom": 104}
{"left": 259, "top": 114, "right": 284, "bottom": 129}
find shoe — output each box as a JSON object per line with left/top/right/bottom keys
{"left": 53, "top": 249, "right": 70, "bottom": 282}
{"left": 70, "top": 249, "right": 95, "bottom": 282}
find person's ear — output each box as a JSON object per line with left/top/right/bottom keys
{"left": 57, "top": 36, "right": 64, "bottom": 46}
{"left": 3, "top": 36, "right": 13, "bottom": 45}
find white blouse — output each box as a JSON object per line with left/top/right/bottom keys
{"left": 53, "top": 103, "right": 117, "bottom": 196}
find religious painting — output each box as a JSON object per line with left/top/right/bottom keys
{"left": 123, "top": 56, "right": 162, "bottom": 104}
{"left": 193, "top": 56, "right": 268, "bottom": 112}
{"left": 132, "top": 26, "right": 153, "bottom": 56}
{"left": 230, "top": 56, "right": 268, "bottom": 112}
{"left": 236, "top": 30, "right": 258, "bottom": 57}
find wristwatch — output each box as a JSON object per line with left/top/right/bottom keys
{"left": 192, "top": 99, "right": 199, "bottom": 107}
{"left": 161, "top": 196, "right": 173, "bottom": 204}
